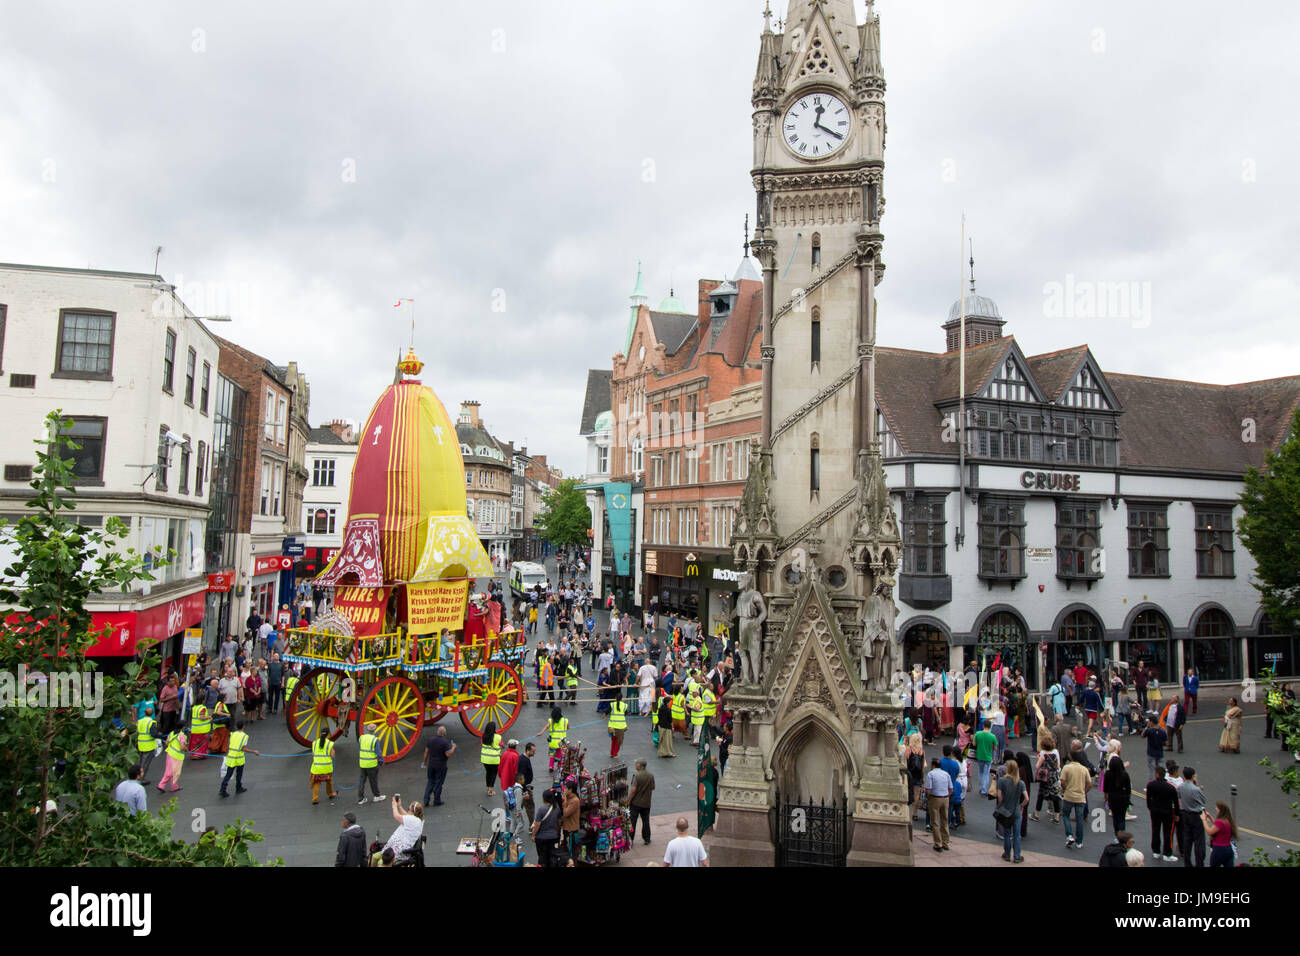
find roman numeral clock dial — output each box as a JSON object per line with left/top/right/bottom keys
{"left": 782, "top": 91, "right": 850, "bottom": 159}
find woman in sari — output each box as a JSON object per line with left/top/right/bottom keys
{"left": 1219, "top": 696, "right": 1244, "bottom": 753}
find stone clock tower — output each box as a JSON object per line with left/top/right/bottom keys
{"left": 711, "top": 0, "right": 911, "bottom": 867}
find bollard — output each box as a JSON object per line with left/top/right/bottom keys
{"left": 1230, "top": 783, "right": 1237, "bottom": 822}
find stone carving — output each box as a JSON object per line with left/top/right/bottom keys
{"left": 861, "top": 103, "right": 884, "bottom": 155}
{"left": 848, "top": 449, "right": 901, "bottom": 577}
{"left": 860, "top": 575, "right": 897, "bottom": 692}
{"left": 737, "top": 571, "right": 768, "bottom": 685}
{"left": 791, "top": 653, "right": 835, "bottom": 711}
{"left": 732, "top": 448, "right": 779, "bottom": 552}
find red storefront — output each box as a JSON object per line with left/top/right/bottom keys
{"left": 87, "top": 589, "right": 206, "bottom": 668}
{"left": 296, "top": 547, "right": 339, "bottom": 579}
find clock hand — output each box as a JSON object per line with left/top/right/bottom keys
{"left": 813, "top": 120, "right": 844, "bottom": 140}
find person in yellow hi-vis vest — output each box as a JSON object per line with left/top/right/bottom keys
{"left": 608, "top": 696, "right": 628, "bottom": 758}
{"left": 285, "top": 669, "right": 300, "bottom": 707}
{"left": 701, "top": 684, "right": 717, "bottom": 733}
{"left": 688, "top": 687, "right": 706, "bottom": 745}
{"left": 310, "top": 729, "right": 337, "bottom": 804}
{"left": 157, "top": 731, "right": 188, "bottom": 793}
{"left": 220, "top": 719, "right": 260, "bottom": 798}
{"left": 135, "top": 704, "right": 161, "bottom": 784}
{"left": 534, "top": 705, "right": 568, "bottom": 772}
{"left": 188, "top": 698, "right": 213, "bottom": 760}
{"left": 480, "top": 720, "right": 503, "bottom": 797}
{"left": 671, "top": 686, "right": 688, "bottom": 739}
{"left": 357, "top": 723, "right": 386, "bottom": 805}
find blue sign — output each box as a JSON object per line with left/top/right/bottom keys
{"left": 604, "top": 482, "right": 633, "bottom": 577}
{"left": 282, "top": 537, "right": 305, "bottom": 557}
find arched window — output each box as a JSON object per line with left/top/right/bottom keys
{"left": 1189, "top": 608, "right": 1239, "bottom": 681}
{"left": 811, "top": 232, "right": 822, "bottom": 268}
{"left": 810, "top": 306, "right": 821, "bottom": 366}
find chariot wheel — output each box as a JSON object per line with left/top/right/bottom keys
{"left": 360, "top": 675, "right": 426, "bottom": 760}
{"left": 286, "top": 667, "right": 352, "bottom": 748}
{"left": 459, "top": 661, "right": 524, "bottom": 739}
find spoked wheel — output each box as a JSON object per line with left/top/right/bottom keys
{"left": 287, "top": 667, "right": 352, "bottom": 748}
{"left": 360, "top": 676, "right": 426, "bottom": 761}
{"left": 459, "top": 661, "right": 524, "bottom": 739}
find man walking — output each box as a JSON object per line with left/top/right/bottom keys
{"left": 135, "top": 704, "right": 162, "bottom": 784}
{"left": 356, "top": 723, "right": 386, "bottom": 805}
{"left": 1060, "top": 751, "right": 1092, "bottom": 851}
{"left": 335, "top": 812, "right": 367, "bottom": 867}
{"left": 974, "top": 719, "right": 998, "bottom": 796}
{"left": 1140, "top": 716, "right": 1167, "bottom": 782}
{"left": 421, "top": 725, "right": 455, "bottom": 807}
{"left": 924, "top": 757, "right": 952, "bottom": 852}
{"left": 1165, "top": 695, "right": 1186, "bottom": 753}
{"left": 629, "top": 759, "right": 655, "bottom": 846}
{"left": 1146, "top": 765, "right": 1180, "bottom": 862}
{"left": 220, "top": 719, "right": 259, "bottom": 797}
{"left": 1183, "top": 668, "right": 1199, "bottom": 715}
{"left": 608, "top": 696, "right": 628, "bottom": 757}
{"left": 266, "top": 654, "right": 284, "bottom": 715}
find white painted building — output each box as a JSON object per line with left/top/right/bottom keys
{"left": 301, "top": 420, "right": 357, "bottom": 578}
{"left": 0, "top": 263, "right": 221, "bottom": 669}
{"left": 578, "top": 369, "right": 613, "bottom": 596}
{"left": 873, "top": 294, "right": 1300, "bottom": 686}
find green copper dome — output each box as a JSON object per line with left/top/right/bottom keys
{"left": 657, "top": 291, "right": 692, "bottom": 314}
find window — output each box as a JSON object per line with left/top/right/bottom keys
{"left": 277, "top": 398, "right": 287, "bottom": 443}
{"left": 465, "top": 469, "right": 474, "bottom": 486}
{"left": 178, "top": 439, "right": 191, "bottom": 494}
{"left": 669, "top": 451, "right": 680, "bottom": 486}
{"left": 1195, "top": 507, "right": 1234, "bottom": 577}
{"left": 652, "top": 456, "right": 664, "bottom": 487}
{"left": 1065, "top": 365, "right": 1111, "bottom": 410}
{"left": 306, "top": 506, "right": 337, "bottom": 535}
{"left": 1057, "top": 498, "right": 1102, "bottom": 579}
{"left": 313, "top": 458, "right": 336, "bottom": 487}
{"left": 162, "top": 329, "right": 176, "bottom": 393}
{"left": 56, "top": 417, "right": 107, "bottom": 482}
{"left": 55, "top": 310, "right": 115, "bottom": 378}
{"left": 732, "top": 441, "right": 748, "bottom": 480}
{"left": 811, "top": 232, "right": 822, "bottom": 268}
{"left": 632, "top": 437, "right": 644, "bottom": 474}
{"left": 195, "top": 441, "right": 206, "bottom": 497}
{"left": 1188, "top": 609, "right": 1240, "bottom": 681}
{"left": 811, "top": 306, "right": 821, "bottom": 366}
{"left": 978, "top": 496, "right": 1025, "bottom": 579}
{"left": 687, "top": 446, "right": 700, "bottom": 484}
{"left": 200, "top": 362, "right": 211, "bottom": 414}
{"left": 988, "top": 357, "right": 1028, "bottom": 402}
{"left": 596, "top": 445, "right": 609, "bottom": 475}
{"left": 903, "top": 494, "right": 946, "bottom": 574}
{"left": 678, "top": 508, "right": 697, "bottom": 546}
{"left": 260, "top": 462, "right": 271, "bottom": 515}
{"left": 1124, "top": 610, "right": 1172, "bottom": 678}
{"left": 877, "top": 410, "right": 900, "bottom": 458}
{"left": 156, "top": 426, "right": 170, "bottom": 491}
{"left": 810, "top": 436, "right": 820, "bottom": 493}
{"left": 184, "top": 348, "right": 196, "bottom": 405}
{"left": 272, "top": 464, "right": 283, "bottom": 515}
{"left": 1127, "top": 504, "right": 1169, "bottom": 576}
{"left": 711, "top": 504, "right": 736, "bottom": 547}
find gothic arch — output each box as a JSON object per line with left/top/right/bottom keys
{"left": 1049, "top": 602, "right": 1104, "bottom": 639}
{"left": 1120, "top": 602, "right": 1171, "bottom": 637}
{"left": 770, "top": 711, "right": 858, "bottom": 805}
{"left": 1188, "top": 602, "right": 1234, "bottom": 634}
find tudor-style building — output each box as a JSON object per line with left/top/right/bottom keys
{"left": 876, "top": 291, "right": 1300, "bottom": 687}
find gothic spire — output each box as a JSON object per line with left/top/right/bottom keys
{"left": 855, "top": 0, "right": 884, "bottom": 84}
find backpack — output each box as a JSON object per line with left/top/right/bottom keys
{"left": 505, "top": 786, "right": 518, "bottom": 811}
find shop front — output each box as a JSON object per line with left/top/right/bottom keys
{"left": 1247, "top": 613, "right": 1297, "bottom": 679}
{"left": 683, "top": 553, "right": 740, "bottom": 647}
{"left": 901, "top": 621, "right": 950, "bottom": 674}
{"left": 1184, "top": 608, "right": 1241, "bottom": 682}
{"left": 1047, "top": 608, "right": 1106, "bottom": 683}
{"left": 1122, "top": 608, "right": 1175, "bottom": 682}
{"left": 644, "top": 548, "right": 698, "bottom": 619}
{"left": 249, "top": 554, "right": 293, "bottom": 632}
{"left": 971, "top": 609, "right": 1038, "bottom": 690}
{"left": 88, "top": 588, "right": 207, "bottom": 674}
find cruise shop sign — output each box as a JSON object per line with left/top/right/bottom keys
{"left": 1020, "top": 470, "right": 1082, "bottom": 492}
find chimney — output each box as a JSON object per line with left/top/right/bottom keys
{"left": 460, "top": 400, "right": 482, "bottom": 429}
{"left": 325, "top": 418, "right": 356, "bottom": 442}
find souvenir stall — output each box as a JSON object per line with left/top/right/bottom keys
{"left": 548, "top": 742, "right": 632, "bottom": 865}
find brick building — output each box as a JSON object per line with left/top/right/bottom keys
{"left": 605, "top": 251, "right": 765, "bottom": 624}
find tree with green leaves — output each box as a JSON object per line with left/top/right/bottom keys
{"left": 1251, "top": 673, "right": 1300, "bottom": 867}
{"left": 0, "top": 411, "right": 270, "bottom": 866}
{"left": 1238, "top": 406, "right": 1300, "bottom": 633}
{"left": 535, "top": 478, "right": 592, "bottom": 551}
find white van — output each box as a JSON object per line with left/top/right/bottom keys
{"left": 509, "top": 561, "right": 549, "bottom": 599}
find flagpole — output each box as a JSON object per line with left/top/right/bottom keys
{"left": 957, "top": 215, "right": 967, "bottom": 549}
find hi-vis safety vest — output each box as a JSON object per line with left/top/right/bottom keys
{"left": 136, "top": 716, "right": 157, "bottom": 752}
{"left": 566, "top": 664, "right": 579, "bottom": 688}
{"left": 166, "top": 732, "right": 187, "bottom": 762}
{"left": 190, "top": 704, "right": 212, "bottom": 735}
{"left": 547, "top": 717, "right": 568, "bottom": 749}
{"left": 285, "top": 675, "right": 299, "bottom": 700}
{"left": 358, "top": 733, "right": 380, "bottom": 769}
{"left": 540, "top": 660, "right": 554, "bottom": 689}
{"left": 671, "top": 693, "right": 685, "bottom": 720}
{"left": 311, "top": 739, "right": 335, "bottom": 775}
{"left": 227, "top": 730, "right": 249, "bottom": 767}
{"left": 1268, "top": 690, "right": 1284, "bottom": 709}
{"left": 702, "top": 689, "right": 717, "bottom": 718}
{"left": 689, "top": 694, "right": 705, "bottom": 725}
{"left": 481, "top": 733, "right": 503, "bottom": 765}
{"left": 608, "top": 699, "right": 627, "bottom": 732}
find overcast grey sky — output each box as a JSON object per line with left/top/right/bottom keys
{"left": 2, "top": 1, "right": 1297, "bottom": 475}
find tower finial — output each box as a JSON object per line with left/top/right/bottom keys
{"left": 968, "top": 239, "right": 976, "bottom": 295}
{"left": 762, "top": 0, "right": 772, "bottom": 32}
{"left": 744, "top": 213, "right": 750, "bottom": 257}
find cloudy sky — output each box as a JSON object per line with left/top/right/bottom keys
{"left": 2, "top": 1, "right": 1297, "bottom": 475}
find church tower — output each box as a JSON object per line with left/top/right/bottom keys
{"left": 713, "top": 0, "right": 910, "bottom": 867}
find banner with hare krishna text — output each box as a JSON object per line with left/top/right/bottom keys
{"left": 406, "top": 580, "right": 470, "bottom": 635}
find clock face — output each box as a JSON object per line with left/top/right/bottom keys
{"left": 782, "top": 91, "right": 851, "bottom": 159}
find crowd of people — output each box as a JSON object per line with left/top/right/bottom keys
{"left": 902, "top": 657, "right": 1273, "bottom": 868}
